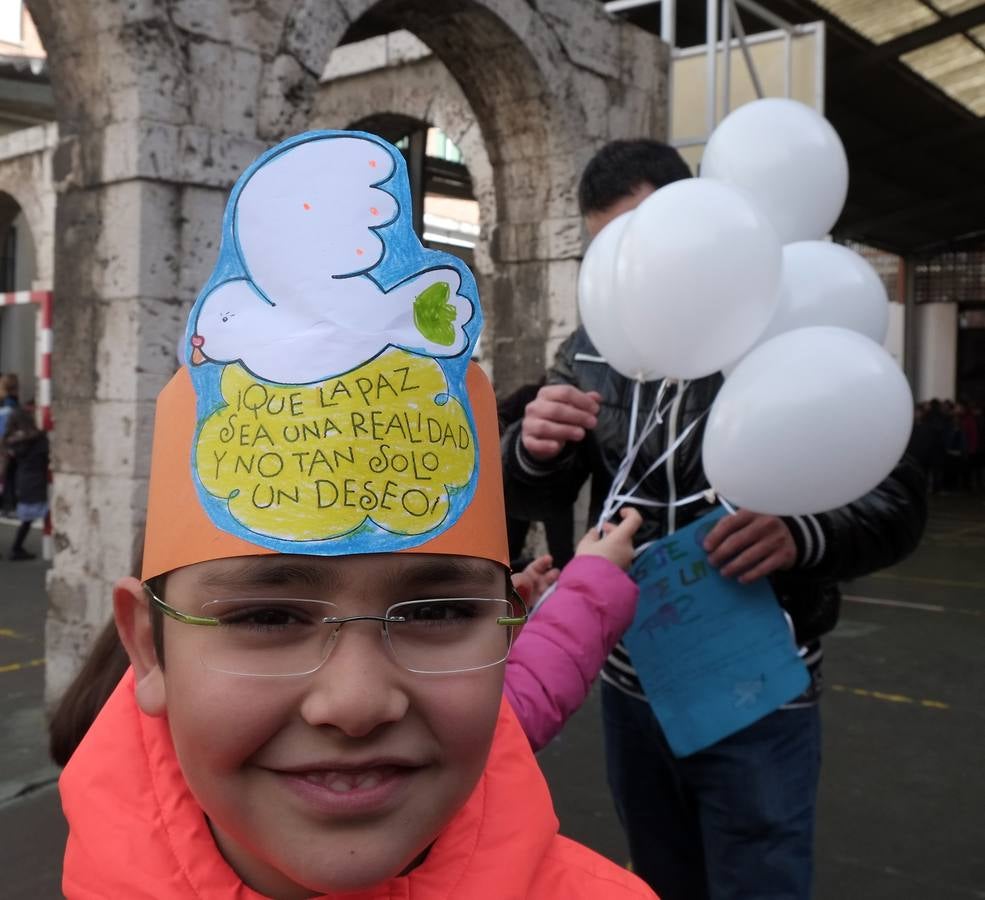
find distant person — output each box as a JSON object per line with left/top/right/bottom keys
{"left": 923, "top": 399, "right": 950, "bottom": 493}
{"left": 3, "top": 408, "right": 48, "bottom": 561}
{"left": 908, "top": 403, "right": 936, "bottom": 469}
{"left": 970, "top": 401, "right": 985, "bottom": 491}
{"left": 0, "top": 372, "right": 19, "bottom": 515}
{"left": 957, "top": 402, "right": 979, "bottom": 491}
{"left": 0, "top": 371, "right": 18, "bottom": 431}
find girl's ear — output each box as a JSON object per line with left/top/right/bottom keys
{"left": 113, "top": 577, "right": 166, "bottom": 717}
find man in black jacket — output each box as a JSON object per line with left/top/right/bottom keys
{"left": 501, "top": 139, "right": 927, "bottom": 900}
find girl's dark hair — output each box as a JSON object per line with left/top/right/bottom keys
{"left": 48, "top": 619, "right": 130, "bottom": 767}
{"left": 48, "top": 515, "right": 169, "bottom": 767}
{"left": 48, "top": 573, "right": 169, "bottom": 767}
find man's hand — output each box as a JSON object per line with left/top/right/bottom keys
{"left": 703, "top": 510, "right": 797, "bottom": 584}
{"left": 512, "top": 554, "right": 560, "bottom": 605}
{"left": 521, "top": 384, "right": 602, "bottom": 461}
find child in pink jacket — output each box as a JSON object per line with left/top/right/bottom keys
{"left": 506, "top": 508, "right": 642, "bottom": 751}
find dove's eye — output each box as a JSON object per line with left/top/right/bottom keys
{"left": 221, "top": 316, "right": 228, "bottom": 323}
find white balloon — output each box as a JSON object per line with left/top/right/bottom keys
{"left": 754, "top": 241, "right": 890, "bottom": 350}
{"left": 703, "top": 327, "right": 912, "bottom": 515}
{"left": 614, "top": 178, "right": 782, "bottom": 380}
{"left": 702, "top": 98, "right": 849, "bottom": 244}
{"left": 578, "top": 212, "right": 661, "bottom": 381}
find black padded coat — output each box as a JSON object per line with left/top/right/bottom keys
{"left": 501, "top": 326, "right": 928, "bottom": 645}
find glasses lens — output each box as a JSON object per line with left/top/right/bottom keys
{"left": 386, "top": 598, "right": 515, "bottom": 674}
{"left": 199, "top": 598, "right": 338, "bottom": 676}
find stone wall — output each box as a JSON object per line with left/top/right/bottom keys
{"left": 24, "top": 0, "right": 669, "bottom": 702}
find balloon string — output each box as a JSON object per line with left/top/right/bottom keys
{"left": 626, "top": 377, "right": 641, "bottom": 458}
{"left": 599, "top": 380, "right": 649, "bottom": 530}
{"left": 596, "top": 379, "right": 676, "bottom": 531}
{"left": 602, "top": 413, "right": 705, "bottom": 524}
{"left": 610, "top": 488, "right": 711, "bottom": 511}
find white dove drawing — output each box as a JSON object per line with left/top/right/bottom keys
{"left": 188, "top": 135, "right": 473, "bottom": 384}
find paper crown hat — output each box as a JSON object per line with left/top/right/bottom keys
{"left": 141, "top": 131, "right": 508, "bottom": 581}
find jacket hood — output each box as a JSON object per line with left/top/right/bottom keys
{"left": 60, "top": 671, "right": 653, "bottom": 899}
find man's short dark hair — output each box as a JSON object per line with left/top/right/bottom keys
{"left": 578, "top": 139, "right": 692, "bottom": 216}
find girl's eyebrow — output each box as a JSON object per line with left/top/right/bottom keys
{"left": 193, "top": 555, "right": 502, "bottom": 595}
{"left": 196, "top": 559, "right": 341, "bottom": 593}
{"left": 389, "top": 557, "right": 502, "bottom": 591}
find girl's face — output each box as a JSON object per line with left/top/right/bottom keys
{"left": 133, "top": 552, "right": 507, "bottom": 898}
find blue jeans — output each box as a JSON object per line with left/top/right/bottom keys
{"left": 601, "top": 681, "right": 821, "bottom": 900}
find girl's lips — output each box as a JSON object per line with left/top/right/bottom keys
{"left": 276, "top": 765, "right": 418, "bottom": 817}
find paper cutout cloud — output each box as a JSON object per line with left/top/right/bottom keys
{"left": 196, "top": 350, "right": 475, "bottom": 542}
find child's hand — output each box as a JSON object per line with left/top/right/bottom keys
{"left": 576, "top": 508, "right": 643, "bottom": 571}
{"left": 511, "top": 554, "right": 560, "bottom": 605}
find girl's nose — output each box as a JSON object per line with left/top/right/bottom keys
{"left": 298, "top": 624, "right": 410, "bottom": 737}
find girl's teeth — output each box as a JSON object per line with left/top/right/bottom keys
{"left": 306, "top": 768, "right": 391, "bottom": 792}
{"left": 329, "top": 777, "right": 355, "bottom": 793}
{"left": 357, "top": 771, "right": 382, "bottom": 790}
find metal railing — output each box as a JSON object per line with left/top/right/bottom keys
{"left": 603, "top": 0, "right": 826, "bottom": 147}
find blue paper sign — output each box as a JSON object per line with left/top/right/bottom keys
{"left": 622, "top": 508, "right": 809, "bottom": 758}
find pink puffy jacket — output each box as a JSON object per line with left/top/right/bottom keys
{"left": 505, "top": 555, "right": 639, "bottom": 751}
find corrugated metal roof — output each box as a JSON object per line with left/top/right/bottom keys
{"left": 901, "top": 33, "right": 985, "bottom": 115}
{"left": 935, "top": 0, "right": 985, "bottom": 14}
{"left": 812, "top": 0, "right": 985, "bottom": 117}
{"left": 813, "top": 0, "right": 938, "bottom": 44}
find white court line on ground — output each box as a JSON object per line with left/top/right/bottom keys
{"left": 843, "top": 594, "right": 983, "bottom": 617}
{"left": 843, "top": 594, "right": 946, "bottom": 613}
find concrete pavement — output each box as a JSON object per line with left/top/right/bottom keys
{"left": 0, "top": 521, "right": 63, "bottom": 900}
{"left": 1, "top": 497, "right": 983, "bottom": 899}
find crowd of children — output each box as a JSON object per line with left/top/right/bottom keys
{"left": 911, "top": 398, "right": 983, "bottom": 493}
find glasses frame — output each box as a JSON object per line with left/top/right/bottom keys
{"left": 142, "top": 582, "right": 528, "bottom": 677}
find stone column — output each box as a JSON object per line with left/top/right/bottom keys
{"left": 34, "top": 4, "right": 271, "bottom": 703}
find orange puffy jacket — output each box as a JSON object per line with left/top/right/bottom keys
{"left": 61, "top": 671, "right": 657, "bottom": 899}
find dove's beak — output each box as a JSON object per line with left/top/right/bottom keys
{"left": 189, "top": 335, "right": 206, "bottom": 366}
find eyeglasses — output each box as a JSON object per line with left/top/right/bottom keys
{"left": 143, "top": 585, "right": 527, "bottom": 677}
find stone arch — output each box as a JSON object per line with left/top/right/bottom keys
{"left": 272, "top": 0, "right": 667, "bottom": 389}
{"left": 309, "top": 55, "right": 497, "bottom": 371}
{"left": 0, "top": 126, "right": 57, "bottom": 288}
{"left": 27, "top": 0, "right": 666, "bottom": 699}
{"left": 0, "top": 188, "right": 37, "bottom": 287}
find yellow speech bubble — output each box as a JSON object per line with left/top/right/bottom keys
{"left": 195, "top": 350, "right": 476, "bottom": 541}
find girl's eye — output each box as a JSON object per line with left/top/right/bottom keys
{"left": 218, "top": 606, "right": 311, "bottom": 630}
{"left": 402, "top": 600, "right": 478, "bottom": 623}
